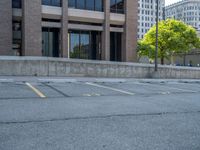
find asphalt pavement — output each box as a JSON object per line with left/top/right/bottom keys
{"left": 0, "top": 77, "right": 200, "bottom": 150}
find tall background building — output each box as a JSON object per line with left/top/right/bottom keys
{"left": 165, "top": 0, "right": 200, "bottom": 33}
{"left": 0, "top": 0, "right": 138, "bottom": 62}
{"left": 165, "top": 0, "right": 200, "bottom": 66}
{"left": 137, "top": 0, "right": 165, "bottom": 39}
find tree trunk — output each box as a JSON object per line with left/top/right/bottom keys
{"left": 161, "top": 57, "right": 164, "bottom": 65}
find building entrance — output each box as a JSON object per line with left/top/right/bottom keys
{"left": 42, "top": 28, "right": 59, "bottom": 57}
{"left": 110, "top": 32, "right": 122, "bottom": 61}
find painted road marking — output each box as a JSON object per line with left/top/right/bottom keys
{"left": 83, "top": 93, "right": 101, "bottom": 97}
{"left": 83, "top": 94, "right": 92, "bottom": 97}
{"left": 25, "top": 82, "right": 46, "bottom": 98}
{"left": 160, "top": 92, "right": 171, "bottom": 95}
{"left": 136, "top": 82, "right": 197, "bottom": 93}
{"left": 86, "top": 82, "right": 135, "bottom": 96}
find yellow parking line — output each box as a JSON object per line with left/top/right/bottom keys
{"left": 26, "top": 82, "right": 46, "bottom": 98}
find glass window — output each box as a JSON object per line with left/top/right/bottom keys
{"left": 69, "top": 0, "right": 76, "bottom": 8}
{"left": 86, "top": 0, "right": 95, "bottom": 10}
{"left": 52, "top": 0, "right": 61, "bottom": 6}
{"left": 110, "top": 32, "right": 122, "bottom": 61}
{"left": 69, "top": 30, "right": 101, "bottom": 60}
{"left": 12, "top": 0, "right": 21, "bottom": 8}
{"left": 95, "top": 0, "right": 103, "bottom": 11}
{"left": 110, "top": 0, "right": 124, "bottom": 14}
{"left": 70, "top": 32, "right": 80, "bottom": 58}
{"left": 42, "top": 28, "right": 59, "bottom": 57}
{"left": 68, "top": 0, "right": 103, "bottom": 12}
{"left": 13, "top": 21, "right": 22, "bottom": 56}
{"left": 42, "top": 0, "right": 61, "bottom": 7}
{"left": 77, "top": 0, "right": 85, "bottom": 9}
{"left": 80, "top": 32, "right": 90, "bottom": 59}
{"left": 110, "top": 0, "right": 116, "bottom": 13}
{"left": 110, "top": 0, "right": 115, "bottom": 6}
{"left": 116, "top": 0, "right": 124, "bottom": 13}
{"left": 42, "top": 0, "right": 50, "bottom": 5}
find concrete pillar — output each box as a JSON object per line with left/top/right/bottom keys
{"left": 61, "top": 0, "right": 68, "bottom": 58}
{"left": 0, "top": 0, "right": 13, "bottom": 55}
{"left": 122, "top": 0, "right": 138, "bottom": 62}
{"left": 102, "top": 0, "right": 110, "bottom": 61}
{"left": 22, "top": 0, "right": 42, "bottom": 56}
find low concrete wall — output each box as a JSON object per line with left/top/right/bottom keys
{"left": 0, "top": 56, "right": 200, "bottom": 79}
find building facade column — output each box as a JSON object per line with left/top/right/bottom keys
{"left": 22, "top": 0, "right": 42, "bottom": 56}
{"left": 0, "top": 0, "right": 12, "bottom": 55}
{"left": 61, "top": 0, "right": 68, "bottom": 58}
{"left": 102, "top": 0, "right": 110, "bottom": 61}
{"left": 122, "top": 0, "right": 138, "bottom": 62}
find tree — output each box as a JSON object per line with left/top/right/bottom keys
{"left": 137, "top": 19, "right": 200, "bottom": 65}
{"left": 137, "top": 40, "right": 155, "bottom": 63}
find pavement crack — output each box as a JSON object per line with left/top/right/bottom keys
{"left": 1, "top": 111, "right": 200, "bottom": 125}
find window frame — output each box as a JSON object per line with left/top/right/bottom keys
{"left": 42, "top": 0, "right": 62, "bottom": 7}
{"left": 68, "top": 0, "right": 103, "bottom": 12}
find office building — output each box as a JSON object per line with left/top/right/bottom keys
{"left": 0, "top": 0, "right": 138, "bottom": 62}
{"left": 165, "top": 0, "right": 200, "bottom": 66}
{"left": 165, "top": 0, "right": 200, "bottom": 32}
{"left": 137, "top": 0, "right": 165, "bottom": 39}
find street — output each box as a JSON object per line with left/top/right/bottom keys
{"left": 0, "top": 77, "right": 200, "bottom": 150}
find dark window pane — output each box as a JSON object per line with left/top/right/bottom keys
{"left": 13, "top": 21, "right": 22, "bottom": 56}
{"left": 12, "top": 0, "right": 21, "bottom": 8}
{"left": 116, "top": 0, "right": 124, "bottom": 13}
{"left": 42, "top": 0, "right": 61, "bottom": 7}
{"left": 86, "top": 0, "right": 94, "bottom": 10}
{"left": 110, "top": 0, "right": 115, "bottom": 6}
{"left": 110, "top": 32, "right": 122, "bottom": 61}
{"left": 52, "top": 0, "right": 61, "bottom": 6}
{"left": 110, "top": 0, "right": 124, "bottom": 14}
{"left": 77, "top": 0, "right": 85, "bottom": 9}
{"left": 42, "top": 0, "right": 51, "bottom": 5}
{"left": 69, "top": 0, "right": 76, "bottom": 8}
{"left": 110, "top": 0, "right": 116, "bottom": 13}
{"left": 95, "top": 0, "right": 103, "bottom": 11}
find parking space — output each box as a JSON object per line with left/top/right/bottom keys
{"left": 0, "top": 80, "right": 199, "bottom": 99}
{"left": 39, "top": 82, "right": 127, "bottom": 97}
{"left": 159, "top": 82, "right": 200, "bottom": 93}
{"left": 97, "top": 81, "right": 199, "bottom": 95}
{"left": 97, "top": 82, "right": 166, "bottom": 95}
{"left": 1, "top": 77, "right": 200, "bottom": 150}
{"left": 0, "top": 82, "right": 39, "bottom": 99}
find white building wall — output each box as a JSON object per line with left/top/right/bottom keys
{"left": 137, "top": 0, "right": 165, "bottom": 39}
{"left": 165, "top": 0, "right": 200, "bottom": 31}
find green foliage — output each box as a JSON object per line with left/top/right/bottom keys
{"left": 137, "top": 40, "right": 155, "bottom": 62}
{"left": 137, "top": 19, "right": 200, "bottom": 64}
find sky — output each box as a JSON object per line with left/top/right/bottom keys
{"left": 165, "top": 0, "right": 182, "bottom": 6}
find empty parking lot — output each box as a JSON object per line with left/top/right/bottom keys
{"left": 0, "top": 77, "right": 200, "bottom": 150}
